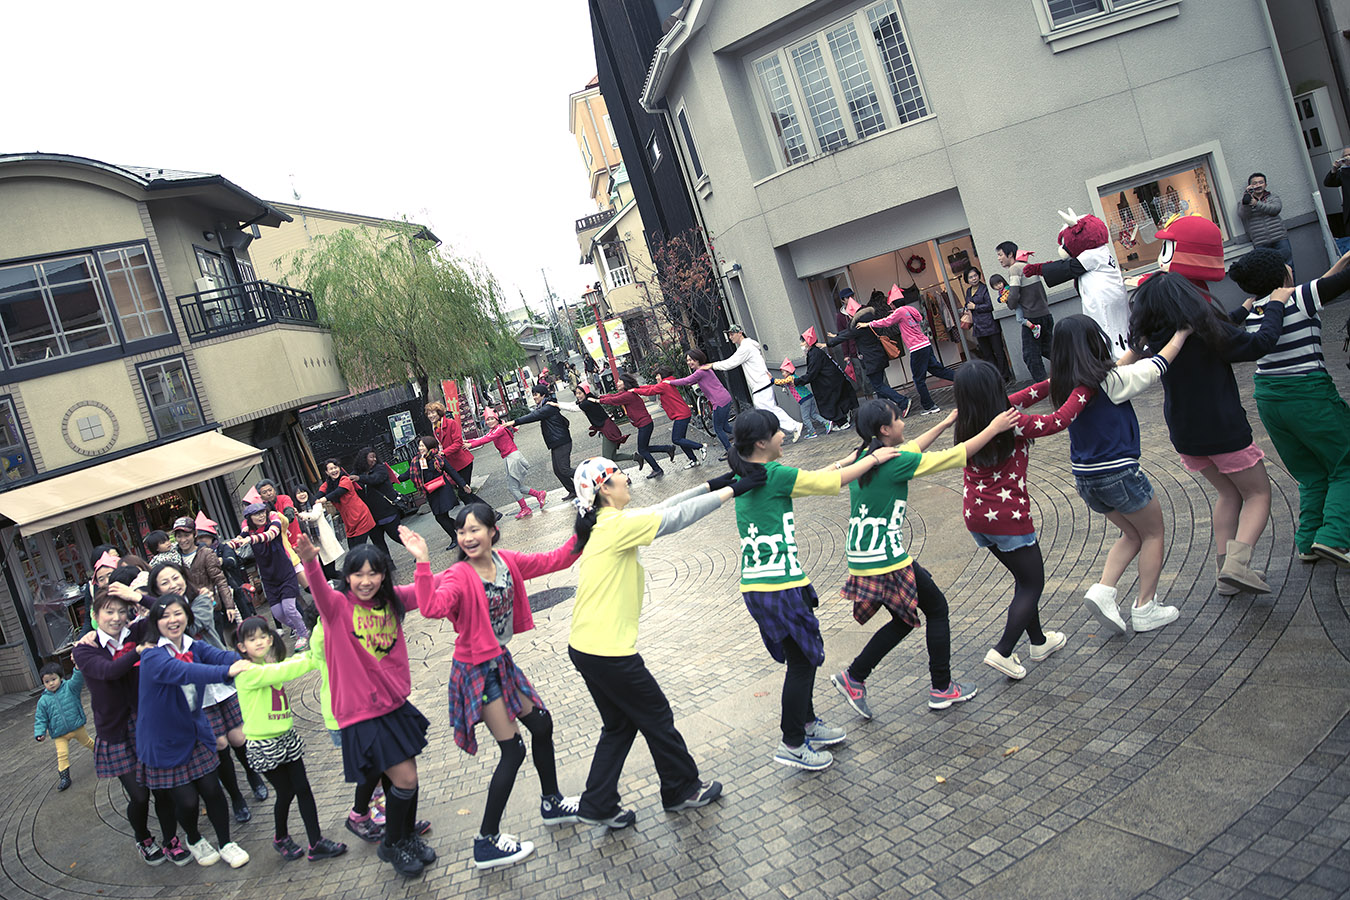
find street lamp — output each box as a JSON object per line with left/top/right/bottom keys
{"left": 583, "top": 282, "right": 621, "bottom": 389}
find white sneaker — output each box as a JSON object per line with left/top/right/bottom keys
{"left": 699, "top": 444, "right": 707, "bottom": 460}
{"left": 684, "top": 459, "right": 700, "bottom": 469}
{"left": 1083, "top": 583, "right": 1126, "bottom": 636}
{"left": 187, "top": 837, "right": 219, "bottom": 867}
{"left": 1029, "top": 630, "right": 1067, "bottom": 661}
{"left": 1131, "top": 597, "right": 1180, "bottom": 632}
{"left": 217, "top": 841, "right": 250, "bottom": 868}
{"left": 983, "top": 648, "right": 1026, "bottom": 680}
{"left": 792, "top": 427, "right": 804, "bottom": 443}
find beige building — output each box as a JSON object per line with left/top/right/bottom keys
{"left": 0, "top": 153, "right": 347, "bottom": 691}
{"left": 246, "top": 201, "right": 439, "bottom": 284}
{"left": 570, "top": 78, "right": 664, "bottom": 326}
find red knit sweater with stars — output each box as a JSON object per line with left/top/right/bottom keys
{"left": 962, "top": 380, "right": 1092, "bottom": 536}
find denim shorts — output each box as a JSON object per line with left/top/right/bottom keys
{"left": 970, "top": 530, "right": 1038, "bottom": 552}
{"left": 482, "top": 667, "right": 504, "bottom": 704}
{"left": 1075, "top": 465, "right": 1154, "bottom": 515}
{"left": 328, "top": 729, "right": 342, "bottom": 748}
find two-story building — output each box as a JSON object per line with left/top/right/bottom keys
{"left": 638, "top": 0, "right": 1330, "bottom": 383}
{"left": 0, "top": 153, "right": 346, "bottom": 690}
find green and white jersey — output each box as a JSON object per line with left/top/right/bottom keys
{"left": 734, "top": 461, "right": 840, "bottom": 591}
{"left": 846, "top": 442, "right": 967, "bottom": 576}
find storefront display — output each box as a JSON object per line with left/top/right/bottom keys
{"left": 1098, "top": 156, "right": 1228, "bottom": 273}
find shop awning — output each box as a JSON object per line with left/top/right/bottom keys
{"left": 0, "top": 432, "right": 263, "bottom": 535}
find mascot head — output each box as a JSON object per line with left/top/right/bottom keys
{"left": 1054, "top": 208, "right": 1110, "bottom": 259}
{"left": 1154, "top": 214, "right": 1224, "bottom": 283}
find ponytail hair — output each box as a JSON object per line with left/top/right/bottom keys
{"left": 729, "top": 408, "right": 779, "bottom": 477}
{"left": 235, "top": 616, "right": 287, "bottom": 663}
{"left": 573, "top": 507, "right": 599, "bottom": 552}
{"left": 852, "top": 399, "right": 902, "bottom": 485}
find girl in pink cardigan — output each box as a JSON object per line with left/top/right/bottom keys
{"left": 413, "top": 503, "right": 581, "bottom": 870}
{"left": 466, "top": 408, "right": 548, "bottom": 519}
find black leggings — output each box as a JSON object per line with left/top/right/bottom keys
{"left": 847, "top": 562, "right": 951, "bottom": 690}
{"left": 156, "top": 773, "right": 231, "bottom": 845}
{"left": 366, "top": 519, "right": 404, "bottom": 557}
{"left": 990, "top": 543, "right": 1047, "bottom": 656}
{"left": 263, "top": 759, "right": 322, "bottom": 846}
{"left": 117, "top": 771, "right": 163, "bottom": 843}
{"left": 635, "top": 424, "right": 673, "bottom": 473}
{"left": 781, "top": 636, "right": 817, "bottom": 747}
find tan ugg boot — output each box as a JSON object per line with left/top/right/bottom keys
{"left": 1217, "top": 541, "right": 1271, "bottom": 593}
{"left": 1215, "top": 555, "right": 1239, "bottom": 596}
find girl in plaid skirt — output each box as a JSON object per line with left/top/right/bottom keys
{"left": 831, "top": 399, "right": 1016, "bottom": 719}
{"left": 413, "top": 504, "right": 582, "bottom": 870}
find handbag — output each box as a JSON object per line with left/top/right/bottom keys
{"left": 878, "top": 333, "right": 902, "bottom": 359}
{"left": 960, "top": 310, "right": 974, "bottom": 330}
{"left": 423, "top": 475, "right": 445, "bottom": 493}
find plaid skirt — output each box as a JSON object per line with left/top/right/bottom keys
{"left": 447, "top": 648, "right": 545, "bottom": 756}
{"left": 94, "top": 714, "right": 138, "bottom": 780}
{"left": 841, "top": 566, "right": 920, "bottom": 628}
{"left": 741, "top": 584, "right": 824, "bottom": 667}
{"left": 247, "top": 728, "right": 305, "bottom": 773}
{"left": 205, "top": 693, "right": 244, "bottom": 736}
{"left": 138, "top": 739, "right": 219, "bottom": 789}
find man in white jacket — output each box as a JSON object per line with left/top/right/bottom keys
{"left": 706, "top": 325, "right": 803, "bottom": 441}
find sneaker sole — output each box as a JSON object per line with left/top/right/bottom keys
{"left": 167, "top": 854, "right": 193, "bottom": 868}
{"left": 804, "top": 733, "right": 846, "bottom": 747}
{"left": 576, "top": 815, "right": 634, "bottom": 829}
{"left": 830, "top": 674, "right": 873, "bottom": 720}
{"left": 773, "top": 753, "right": 833, "bottom": 771}
{"left": 1312, "top": 544, "right": 1350, "bottom": 568}
{"left": 541, "top": 815, "right": 580, "bottom": 826}
{"left": 474, "top": 846, "right": 534, "bottom": 870}
{"left": 377, "top": 844, "right": 425, "bottom": 877}
{"left": 139, "top": 852, "right": 166, "bottom": 867}
{"left": 1083, "top": 596, "right": 1127, "bottom": 636}
{"left": 929, "top": 687, "right": 978, "bottom": 710}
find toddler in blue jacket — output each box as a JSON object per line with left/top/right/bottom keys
{"left": 35, "top": 662, "right": 96, "bottom": 791}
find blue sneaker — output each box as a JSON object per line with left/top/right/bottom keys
{"left": 473, "top": 833, "right": 534, "bottom": 870}
{"left": 540, "top": 793, "right": 580, "bottom": 825}
{"left": 928, "top": 680, "right": 978, "bottom": 710}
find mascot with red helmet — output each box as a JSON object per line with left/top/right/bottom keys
{"left": 1021, "top": 208, "right": 1131, "bottom": 357}
{"left": 1149, "top": 213, "right": 1226, "bottom": 299}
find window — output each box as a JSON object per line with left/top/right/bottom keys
{"left": 0, "top": 398, "right": 35, "bottom": 484}
{"left": 98, "top": 246, "right": 170, "bottom": 341}
{"left": 0, "top": 254, "right": 115, "bottom": 367}
{"left": 646, "top": 132, "right": 663, "bottom": 169}
{"left": 676, "top": 106, "right": 705, "bottom": 180}
{"left": 1096, "top": 155, "right": 1229, "bottom": 273}
{"left": 581, "top": 134, "right": 593, "bottom": 169}
{"left": 1036, "top": 0, "right": 1180, "bottom": 52}
{"left": 195, "top": 247, "right": 232, "bottom": 288}
{"left": 603, "top": 114, "right": 618, "bottom": 148}
{"left": 137, "top": 358, "right": 203, "bottom": 438}
{"left": 751, "top": 0, "right": 928, "bottom": 170}
{"left": 76, "top": 415, "right": 104, "bottom": 441}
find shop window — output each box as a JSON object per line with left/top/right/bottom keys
{"left": 1035, "top": 0, "right": 1181, "bottom": 53}
{"left": 0, "top": 397, "right": 35, "bottom": 485}
{"left": 137, "top": 357, "right": 204, "bottom": 438}
{"left": 751, "top": 0, "right": 928, "bottom": 171}
{"left": 1096, "top": 155, "right": 1228, "bottom": 274}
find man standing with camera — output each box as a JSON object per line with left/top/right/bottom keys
{"left": 1238, "top": 172, "right": 1294, "bottom": 279}
{"left": 1324, "top": 148, "right": 1350, "bottom": 255}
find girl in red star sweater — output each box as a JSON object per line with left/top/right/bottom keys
{"left": 953, "top": 360, "right": 1091, "bottom": 681}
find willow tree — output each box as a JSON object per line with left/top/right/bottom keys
{"left": 283, "top": 223, "right": 522, "bottom": 400}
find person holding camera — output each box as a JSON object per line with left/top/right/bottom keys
{"left": 1324, "top": 148, "right": 1350, "bottom": 255}
{"left": 1238, "top": 172, "right": 1294, "bottom": 280}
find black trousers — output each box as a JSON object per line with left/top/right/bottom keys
{"left": 847, "top": 562, "right": 952, "bottom": 690}
{"left": 977, "top": 334, "right": 1014, "bottom": 381}
{"left": 1021, "top": 314, "right": 1054, "bottom": 381}
{"left": 568, "top": 647, "right": 700, "bottom": 816}
{"left": 549, "top": 442, "right": 574, "bottom": 496}
{"left": 780, "top": 637, "right": 816, "bottom": 747}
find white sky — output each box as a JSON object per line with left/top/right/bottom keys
{"left": 3, "top": 1, "right": 601, "bottom": 314}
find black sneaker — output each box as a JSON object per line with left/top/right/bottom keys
{"left": 664, "top": 781, "right": 723, "bottom": 812}
{"left": 405, "top": 833, "right": 437, "bottom": 864}
{"left": 163, "top": 836, "right": 193, "bottom": 866}
{"left": 377, "top": 838, "right": 425, "bottom": 878}
{"left": 272, "top": 836, "right": 304, "bottom": 861}
{"left": 473, "top": 832, "right": 534, "bottom": 870}
{"left": 540, "top": 793, "right": 581, "bottom": 825}
{"left": 646, "top": 470, "right": 664, "bottom": 479}
{"left": 307, "top": 837, "right": 348, "bottom": 861}
{"left": 136, "top": 836, "right": 166, "bottom": 866}
{"left": 577, "top": 808, "right": 636, "bottom": 829}
{"left": 233, "top": 799, "right": 252, "bottom": 824}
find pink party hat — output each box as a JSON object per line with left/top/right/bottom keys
{"left": 194, "top": 511, "right": 218, "bottom": 535}
{"left": 780, "top": 357, "right": 795, "bottom": 373}
{"left": 242, "top": 485, "right": 263, "bottom": 505}
{"left": 887, "top": 284, "right": 903, "bottom": 304}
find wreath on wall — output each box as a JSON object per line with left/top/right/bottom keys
{"left": 905, "top": 254, "right": 926, "bottom": 275}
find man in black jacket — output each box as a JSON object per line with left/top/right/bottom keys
{"left": 510, "top": 384, "right": 576, "bottom": 499}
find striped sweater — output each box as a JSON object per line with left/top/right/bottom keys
{"left": 1244, "top": 269, "right": 1350, "bottom": 376}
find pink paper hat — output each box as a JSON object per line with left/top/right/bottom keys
{"left": 94, "top": 551, "right": 120, "bottom": 572}
{"left": 800, "top": 326, "right": 817, "bottom": 345}
{"left": 194, "top": 511, "right": 218, "bottom": 535}
{"left": 887, "top": 284, "right": 904, "bottom": 304}
{"left": 780, "top": 357, "right": 795, "bottom": 373}
{"left": 242, "top": 485, "right": 263, "bottom": 506}
{"left": 843, "top": 297, "right": 862, "bottom": 317}
{"left": 1016, "top": 250, "right": 1035, "bottom": 262}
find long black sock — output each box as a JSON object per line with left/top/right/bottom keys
{"left": 518, "top": 707, "right": 559, "bottom": 796}
{"left": 481, "top": 736, "right": 525, "bottom": 837}
{"left": 383, "top": 784, "right": 414, "bottom": 846}
{"left": 353, "top": 775, "right": 379, "bottom": 817}
{"left": 406, "top": 784, "right": 419, "bottom": 834}
{"left": 233, "top": 744, "right": 261, "bottom": 792}
{"left": 217, "top": 749, "right": 245, "bottom": 803}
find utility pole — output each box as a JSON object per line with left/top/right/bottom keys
{"left": 541, "top": 268, "right": 574, "bottom": 354}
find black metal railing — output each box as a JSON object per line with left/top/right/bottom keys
{"left": 176, "top": 281, "right": 319, "bottom": 340}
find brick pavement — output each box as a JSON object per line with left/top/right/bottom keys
{"left": 2, "top": 318, "right": 1350, "bottom": 899}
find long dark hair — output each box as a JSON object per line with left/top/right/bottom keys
{"left": 147, "top": 559, "right": 205, "bottom": 598}
{"left": 852, "top": 399, "right": 902, "bottom": 486}
{"left": 453, "top": 502, "right": 501, "bottom": 561}
{"left": 729, "top": 408, "right": 778, "bottom": 477}
{"left": 353, "top": 446, "right": 376, "bottom": 475}
{"left": 953, "top": 360, "right": 1014, "bottom": 468}
{"left": 686, "top": 348, "right": 708, "bottom": 365}
{"left": 1049, "top": 315, "right": 1115, "bottom": 408}
{"left": 340, "top": 543, "right": 404, "bottom": 621}
{"left": 235, "top": 616, "right": 287, "bottom": 663}
{"left": 618, "top": 372, "right": 639, "bottom": 391}
{"left": 1129, "top": 272, "right": 1239, "bottom": 353}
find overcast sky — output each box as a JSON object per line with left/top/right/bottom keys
{"left": 4, "top": 1, "right": 601, "bottom": 314}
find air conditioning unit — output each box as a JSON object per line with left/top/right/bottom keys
{"left": 196, "top": 276, "right": 220, "bottom": 294}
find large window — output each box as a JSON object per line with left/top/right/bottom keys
{"left": 1096, "top": 155, "right": 1229, "bottom": 273}
{"left": 1046, "top": 0, "right": 1145, "bottom": 26}
{"left": 99, "top": 246, "right": 171, "bottom": 341}
{"left": 0, "top": 397, "right": 35, "bottom": 485}
{"left": 1036, "top": 0, "right": 1180, "bottom": 52}
{"left": 137, "top": 357, "right": 203, "bottom": 438}
{"left": 752, "top": 0, "right": 928, "bottom": 170}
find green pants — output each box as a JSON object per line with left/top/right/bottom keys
{"left": 1255, "top": 372, "right": 1350, "bottom": 552}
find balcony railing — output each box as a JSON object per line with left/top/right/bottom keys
{"left": 606, "top": 264, "right": 633, "bottom": 288}
{"left": 576, "top": 211, "right": 614, "bottom": 233}
{"left": 176, "top": 281, "right": 319, "bottom": 341}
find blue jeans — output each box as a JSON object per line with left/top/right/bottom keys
{"left": 1074, "top": 465, "right": 1154, "bottom": 515}
{"left": 798, "top": 394, "right": 831, "bottom": 434}
{"left": 868, "top": 369, "right": 911, "bottom": 411}
{"left": 636, "top": 422, "right": 673, "bottom": 472}
{"left": 909, "top": 345, "right": 957, "bottom": 411}
{"left": 1336, "top": 236, "right": 1350, "bottom": 256}
{"left": 670, "top": 417, "right": 703, "bottom": 460}
{"left": 712, "top": 403, "right": 732, "bottom": 452}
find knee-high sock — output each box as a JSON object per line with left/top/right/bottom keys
{"left": 518, "top": 707, "right": 559, "bottom": 796}
{"left": 481, "top": 736, "right": 526, "bottom": 837}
